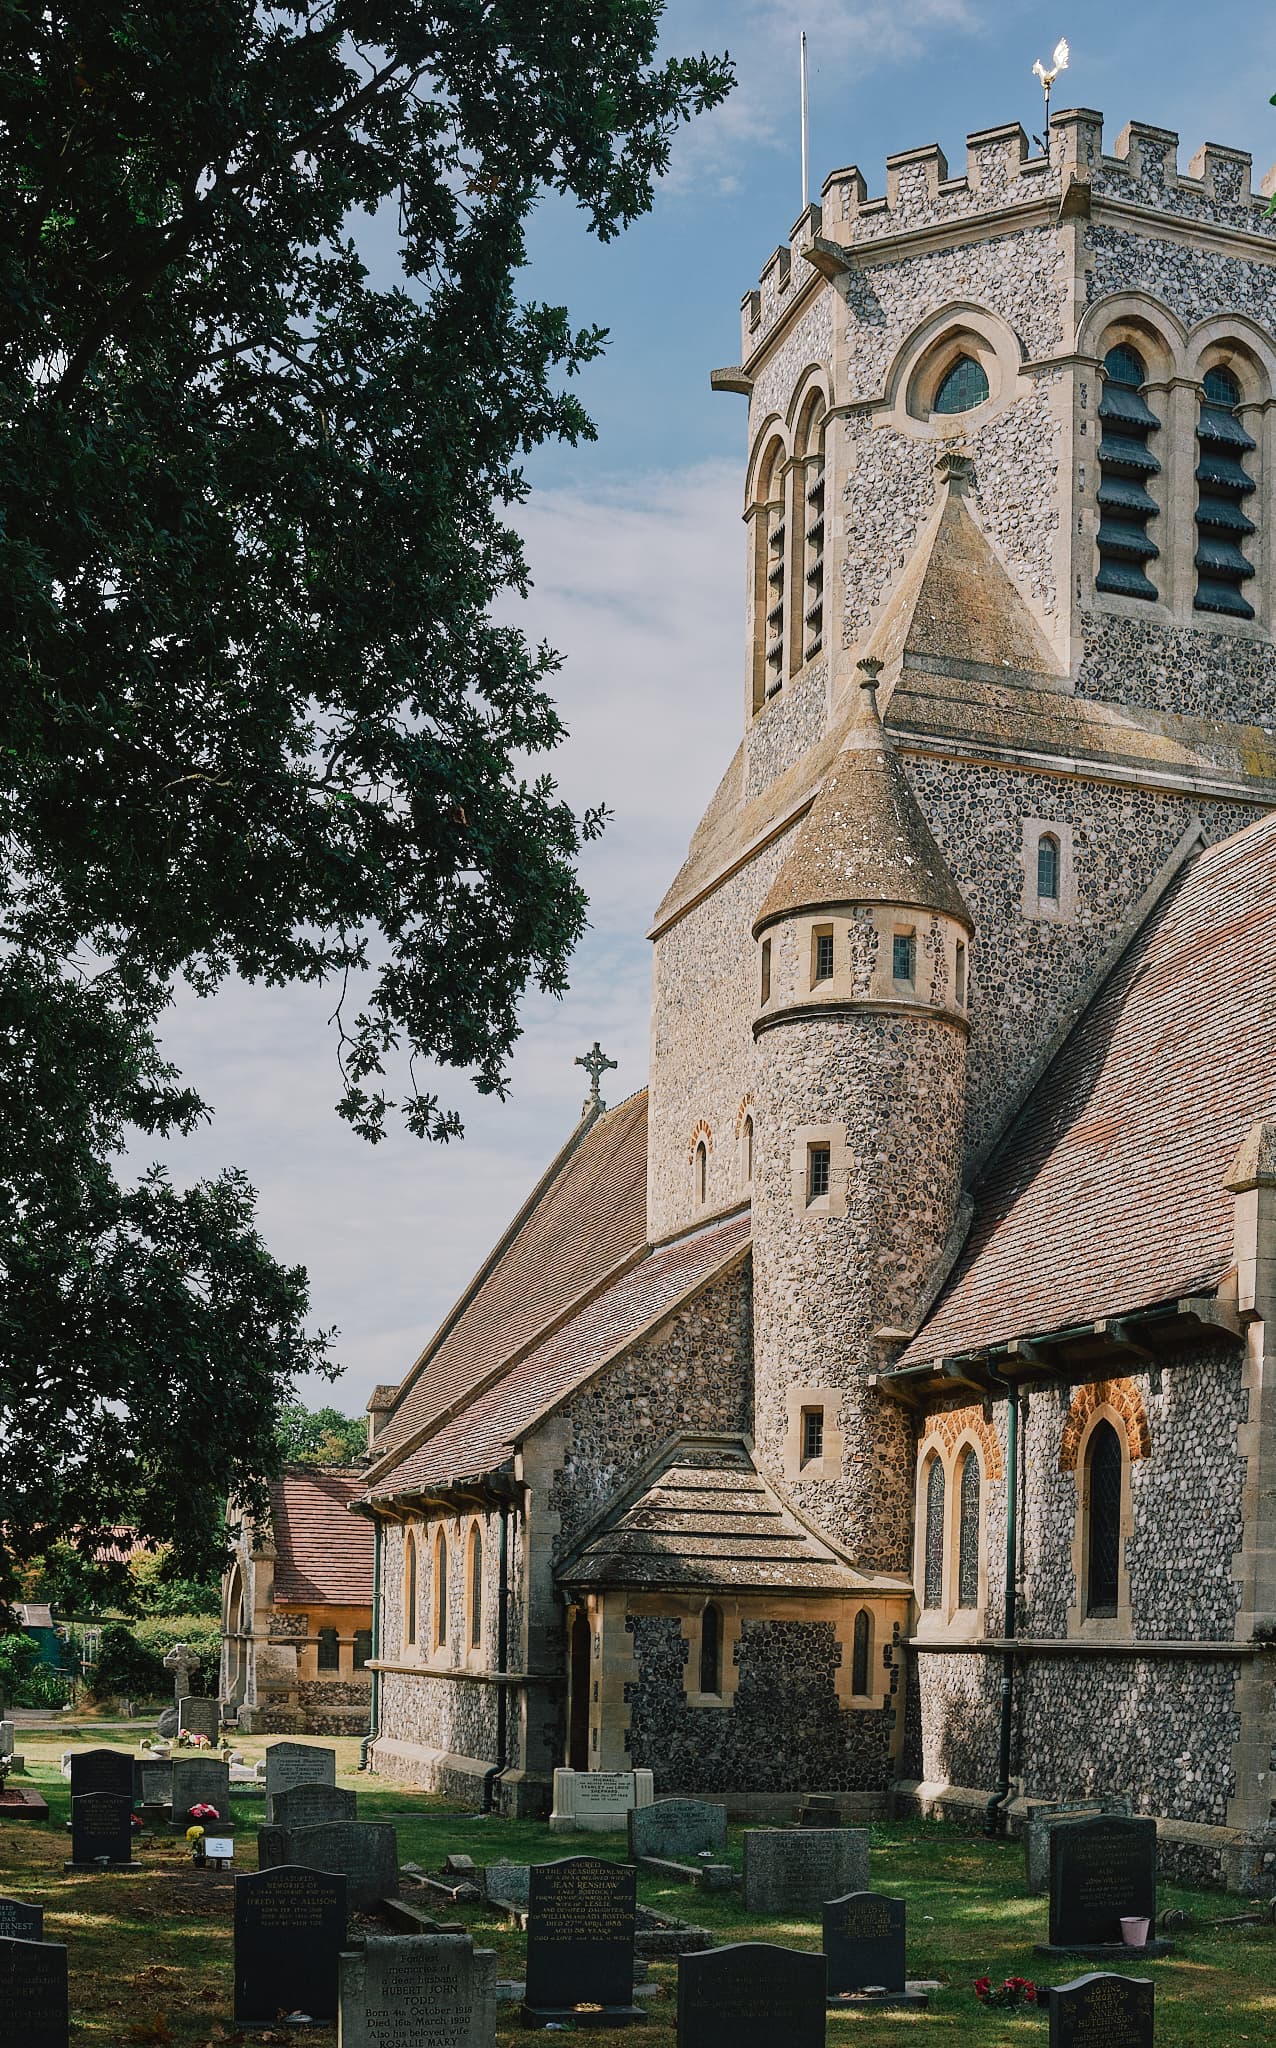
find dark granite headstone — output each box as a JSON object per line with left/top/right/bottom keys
{"left": 0, "top": 1935, "right": 68, "bottom": 2048}
{"left": 176, "top": 1696, "right": 220, "bottom": 1744}
{"left": 233, "top": 1864, "right": 346, "bottom": 2023}
{"left": 170, "top": 1756, "right": 230, "bottom": 1822}
{"left": 677, "top": 1942, "right": 827, "bottom": 2048}
{"left": 68, "top": 1749, "right": 132, "bottom": 1801}
{"left": 822, "top": 1891, "right": 905, "bottom": 1995}
{"left": 629, "top": 1798, "right": 728, "bottom": 1864}
{"left": 339, "top": 1932, "right": 497, "bottom": 2048}
{"left": 524, "top": 1857, "right": 637, "bottom": 2015}
{"left": 1048, "top": 1971, "right": 1154, "bottom": 2047}
{"left": 69, "top": 1791, "right": 132, "bottom": 1867}
{"left": 263, "top": 1740, "right": 336, "bottom": 1820}
{"left": 269, "top": 1781, "right": 357, "bottom": 1832}
{"left": 0, "top": 1899, "right": 43, "bottom": 1943}
{"left": 1049, "top": 1817, "right": 1157, "bottom": 1949}
{"left": 256, "top": 1821, "right": 397, "bottom": 1910}
{"left": 743, "top": 1828, "right": 868, "bottom": 1913}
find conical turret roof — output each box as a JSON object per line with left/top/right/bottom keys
{"left": 753, "top": 669, "right": 972, "bottom": 936}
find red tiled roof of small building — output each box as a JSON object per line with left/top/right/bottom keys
{"left": 269, "top": 1469, "right": 374, "bottom": 1606}
{"left": 900, "top": 809, "right": 1276, "bottom": 1365}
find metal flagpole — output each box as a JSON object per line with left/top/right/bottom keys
{"left": 800, "top": 30, "right": 809, "bottom": 211}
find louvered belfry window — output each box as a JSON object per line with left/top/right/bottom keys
{"left": 1195, "top": 366, "right": 1257, "bottom": 618}
{"left": 1096, "top": 344, "right": 1160, "bottom": 600}
{"left": 923, "top": 1458, "right": 945, "bottom": 1609}
{"left": 1085, "top": 1421, "right": 1123, "bottom": 1618}
{"left": 957, "top": 1454, "right": 980, "bottom": 1609}
{"left": 764, "top": 492, "right": 786, "bottom": 695}
{"left": 804, "top": 450, "right": 825, "bottom": 664}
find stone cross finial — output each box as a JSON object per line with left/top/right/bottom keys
{"left": 163, "top": 1642, "right": 199, "bottom": 1700}
{"left": 575, "top": 1041, "right": 618, "bottom": 1113}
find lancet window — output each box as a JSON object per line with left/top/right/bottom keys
{"left": 1195, "top": 366, "right": 1257, "bottom": 618}
{"left": 1096, "top": 343, "right": 1160, "bottom": 600}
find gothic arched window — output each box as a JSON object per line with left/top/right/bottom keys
{"left": 923, "top": 1457, "right": 945, "bottom": 1609}
{"left": 751, "top": 437, "right": 788, "bottom": 712}
{"left": 1096, "top": 343, "right": 1160, "bottom": 600}
{"left": 851, "top": 1608, "right": 870, "bottom": 1695}
{"left": 317, "top": 1626, "right": 340, "bottom": 1671}
{"left": 1196, "top": 364, "right": 1257, "bottom": 618}
{"left": 742, "top": 1115, "right": 754, "bottom": 1186}
{"left": 433, "top": 1528, "right": 449, "bottom": 1648}
{"left": 468, "top": 1523, "right": 483, "bottom": 1649}
{"left": 404, "top": 1531, "right": 418, "bottom": 1648}
{"left": 957, "top": 1452, "right": 981, "bottom": 1610}
{"left": 695, "top": 1140, "right": 708, "bottom": 1208}
{"left": 796, "top": 392, "right": 826, "bottom": 667}
{"left": 700, "top": 1603, "right": 722, "bottom": 1695}
{"left": 1037, "top": 833, "right": 1060, "bottom": 903}
{"left": 1085, "top": 1421, "right": 1123, "bottom": 1618}
{"left": 934, "top": 354, "right": 989, "bottom": 414}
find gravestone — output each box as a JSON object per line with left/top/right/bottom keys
{"left": 176, "top": 1696, "right": 220, "bottom": 1744}
{"left": 0, "top": 1934, "right": 69, "bottom": 2048}
{"left": 170, "top": 1756, "right": 231, "bottom": 1823}
{"left": 0, "top": 1720, "right": 14, "bottom": 1758}
{"left": 1024, "top": 1799, "right": 1132, "bottom": 1895}
{"left": 138, "top": 1760, "right": 172, "bottom": 1807}
{"left": 0, "top": 1898, "right": 43, "bottom": 1943}
{"left": 233, "top": 1864, "right": 346, "bottom": 2023}
{"left": 270, "top": 1781, "right": 357, "bottom": 1832}
{"left": 742, "top": 1829, "right": 868, "bottom": 1914}
{"left": 1048, "top": 1816, "right": 1157, "bottom": 1950}
{"left": 523, "top": 1857, "right": 640, "bottom": 2024}
{"left": 549, "top": 1767, "right": 655, "bottom": 1833}
{"left": 823, "top": 1891, "right": 905, "bottom": 1996}
{"left": 677, "top": 1943, "right": 826, "bottom": 2048}
{"left": 68, "top": 1790, "right": 132, "bottom": 1868}
{"left": 339, "top": 1932, "right": 497, "bottom": 2048}
{"left": 68, "top": 1749, "right": 133, "bottom": 1801}
{"left": 257, "top": 1820, "right": 397, "bottom": 1910}
{"left": 162, "top": 1641, "right": 200, "bottom": 1700}
{"left": 629, "top": 1798, "right": 728, "bottom": 1864}
{"left": 484, "top": 1862, "right": 530, "bottom": 1910}
{"left": 264, "top": 1740, "right": 336, "bottom": 1819}
{"left": 1048, "top": 1971, "right": 1154, "bottom": 2047}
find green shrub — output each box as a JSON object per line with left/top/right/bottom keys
{"left": 92, "top": 1621, "right": 166, "bottom": 1701}
{"left": 131, "top": 1614, "right": 222, "bottom": 1694}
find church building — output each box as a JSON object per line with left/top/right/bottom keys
{"left": 354, "top": 105, "right": 1276, "bottom": 1893}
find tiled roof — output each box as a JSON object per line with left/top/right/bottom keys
{"left": 899, "top": 810, "right": 1276, "bottom": 1365}
{"left": 559, "top": 1435, "right": 899, "bottom": 1594}
{"left": 270, "top": 1470, "right": 374, "bottom": 1607}
{"left": 366, "top": 1215, "right": 751, "bottom": 1498}
{"left": 370, "top": 1092, "right": 649, "bottom": 1463}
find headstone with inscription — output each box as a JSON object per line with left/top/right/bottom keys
{"left": 169, "top": 1756, "right": 231, "bottom": 1823}
{"left": 139, "top": 1759, "right": 173, "bottom": 1807}
{"left": 271, "top": 1781, "right": 357, "bottom": 1832}
{"left": 264, "top": 1740, "right": 337, "bottom": 1819}
{"left": 0, "top": 1934, "right": 69, "bottom": 2048}
{"left": 822, "top": 1892, "right": 906, "bottom": 1996}
{"left": 257, "top": 1820, "right": 397, "bottom": 1910}
{"left": 629, "top": 1798, "right": 728, "bottom": 1864}
{"left": 0, "top": 1899, "right": 43, "bottom": 1943}
{"left": 523, "top": 1857, "right": 641, "bottom": 2024}
{"left": 677, "top": 1943, "right": 826, "bottom": 2048}
{"left": 1024, "top": 1799, "right": 1132, "bottom": 1895}
{"left": 1047, "top": 1817, "right": 1158, "bottom": 1951}
{"left": 68, "top": 1791, "right": 133, "bottom": 1868}
{"left": 1048, "top": 1971, "right": 1154, "bottom": 2047}
{"left": 233, "top": 1864, "right": 346, "bottom": 2023}
{"left": 339, "top": 1932, "right": 497, "bottom": 2048}
{"left": 743, "top": 1829, "right": 868, "bottom": 1914}
{"left": 68, "top": 1749, "right": 133, "bottom": 1801}
{"left": 549, "top": 1767, "right": 655, "bottom": 1834}
{"left": 176, "top": 1696, "right": 220, "bottom": 1744}
{"left": 484, "top": 1862, "right": 530, "bottom": 1910}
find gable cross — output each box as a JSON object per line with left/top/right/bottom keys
{"left": 575, "top": 1041, "right": 618, "bottom": 1113}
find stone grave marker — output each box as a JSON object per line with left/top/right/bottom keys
{"left": 823, "top": 1891, "right": 906, "bottom": 1996}
{"left": 264, "top": 1739, "right": 336, "bottom": 1819}
{"left": 549, "top": 1766, "right": 654, "bottom": 1833}
{"left": 339, "top": 1932, "right": 497, "bottom": 2048}
{"left": 677, "top": 1942, "right": 826, "bottom": 2048}
{"left": 629, "top": 1798, "right": 728, "bottom": 1864}
{"left": 162, "top": 1641, "right": 200, "bottom": 1699}
{"left": 257, "top": 1820, "right": 397, "bottom": 1910}
{"left": 68, "top": 1749, "right": 133, "bottom": 1801}
{"left": 138, "top": 1759, "right": 172, "bottom": 1807}
{"left": 68, "top": 1790, "right": 132, "bottom": 1868}
{"left": 270, "top": 1780, "right": 357, "bottom": 1832}
{"left": 484, "top": 1862, "right": 530, "bottom": 1910}
{"left": 1048, "top": 1816, "right": 1157, "bottom": 1950}
{"left": 176, "top": 1696, "right": 220, "bottom": 1744}
{"left": 170, "top": 1756, "right": 231, "bottom": 1824}
{"left": 1048, "top": 1970, "right": 1154, "bottom": 2046}
{"left": 233, "top": 1864, "right": 346, "bottom": 2024}
{"left": 523, "top": 1856, "right": 640, "bottom": 2023}
{"left": 742, "top": 1828, "right": 868, "bottom": 1914}
{"left": 0, "top": 1934, "right": 69, "bottom": 2048}
{"left": 0, "top": 1898, "right": 43, "bottom": 1943}
{"left": 0, "top": 1720, "right": 14, "bottom": 1758}
{"left": 1024, "top": 1799, "right": 1131, "bottom": 1895}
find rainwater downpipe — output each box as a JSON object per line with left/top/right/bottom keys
{"left": 359, "top": 1515, "right": 383, "bottom": 1771}
{"left": 983, "top": 1366, "right": 1020, "bottom": 1838}
{"left": 481, "top": 1502, "right": 510, "bottom": 1814}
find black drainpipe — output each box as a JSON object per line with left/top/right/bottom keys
{"left": 983, "top": 1367, "right": 1020, "bottom": 1838}
{"left": 359, "top": 1515, "right": 383, "bottom": 1772}
{"left": 481, "top": 1502, "right": 510, "bottom": 1813}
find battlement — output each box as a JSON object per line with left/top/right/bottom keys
{"left": 740, "top": 109, "right": 1276, "bottom": 362}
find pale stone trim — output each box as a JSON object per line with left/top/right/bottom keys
{"left": 790, "top": 1121, "right": 848, "bottom": 1219}
{"left": 1066, "top": 1402, "right": 1135, "bottom": 1640}
{"left": 1020, "top": 816, "right": 1077, "bottom": 923}
{"left": 630, "top": 1589, "right": 907, "bottom": 1720}
{"left": 781, "top": 1383, "right": 846, "bottom": 1485}
{"left": 678, "top": 1600, "right": 743, "bottom": 1708}
{"left": 912, "top": 1422, "right": 994, "bottom": 1643}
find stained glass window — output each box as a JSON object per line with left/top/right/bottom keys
{"left": 851, "top": 1609, "right": 870, "bottom": 1694}
{"left": 700, "top": 1604, "right": 722, "bottom": 1694}
{"left": 924, "top": 1458, "right": 945, "bottom": 1609}
{"left": 934, "top": 354, "right": 989, "bottom": 414}
{"left": 957, "top": 1453, "right": 980, "bottom": 1609}
{"left": 1086, "top": 1421, "right": 1123, "bottom": 1617}
{"left": 317, "top": 1626, "right": 340, "bottom": 1671}
{"left": 1037, "top": 833, "right": 1060, "bottom": 902}
{"left": 808, "top": 1145, "right": 831, "bottom": 1201}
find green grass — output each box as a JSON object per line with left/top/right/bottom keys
{"left": 2, "top": 1725, "right": 1272, "bottom": 2043}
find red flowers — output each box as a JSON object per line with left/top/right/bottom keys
{"left": 974, "top": 1975, "right": 1038, "bottom": 2009}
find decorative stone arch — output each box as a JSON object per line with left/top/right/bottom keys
{"left": 785, "top": 365, "right": 830, "bottom": 439}
{"left": 878, "top": 301, "right": 1026, "bottom": 438}
{"left": 687, "top": 1117, "right": 714, "bottom": 1162}
{"left": 1076, "top": 290, "right": 1188, "bottom": 378}
{"left": 920, "top": 1401, "right": 1004, "bottom": 1480}
{"left": 733, "top": 1092, "right": 755, "bottom": 1139}
{"left": 1185, "top": 313, "right": 1276, "bottom": 402}
{"left": 1059, "top": 1378, "right": 1151, "bottom": 1472}
{"left": 744, "top": 416, "right": 790, "bottom": 506}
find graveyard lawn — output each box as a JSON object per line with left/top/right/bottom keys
{"left": 0, "top": 1731, "right": 1271, "bottom": 2043}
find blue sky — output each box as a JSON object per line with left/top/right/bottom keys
{"left": 152, "top": 2, "right": 1276, "bottom": 1416}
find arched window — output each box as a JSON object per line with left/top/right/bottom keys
{"left": 796, "top": 394, "right": 826, "bottom": 667}
{"left": 699, "top": 1603, "right": 722, "bottom": 1695}
{"left": 1096, "top": 343, "right": 1160, "bottom": 600}
{"left": 934, "top": 354, "right": 989, "bottom": 415}
{"left": 695, "top": 1140, "right": 708, "bottom": 1207}
{"left": 923, "top": 1457, "right": 945, "bottom": 1609}
{"left": 1085, "top": 1421, "right": 1123, "bottom": 1619}
{"left": 404, "top": 1530, "right": 418, "bottom": 1647}
{"left": 1196, "top": 364, "right": 1256, "bottom": 618}
{"left": 468, "top": 1523, "right": 483, "bottom": 1649}
{"left": 1037, "top": 833, "right": 1060, "bottom": 903}
{"left": 353, "top": 1628, "right": 372, "bottom": 1671}
{"left": 957, "top": 1452, "right": 981, "bottom": 1610}
{"left": 851, "top": 1608, "right": 870, "bottom": 1695}
{"left": 742, "top": 1115, "right": 754, "bottom": 1186}
{"left": 751, "top": 438, "right": 788, "bottom": 711}
{"left": 433, "top": 1527, "right": 449, "bottom": 1648}
{"left": 317, "top": 1626, "right": 340, "bottom": 1671}
{"left": 954, "top": 940, "right": 967, "bottom": 1009}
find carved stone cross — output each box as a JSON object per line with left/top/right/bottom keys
{"left": 162, "top": 1642, "right": 199, "bottom": 1701}
{"left": 575, "top": 1041, "right": 618, "bottom": 1113}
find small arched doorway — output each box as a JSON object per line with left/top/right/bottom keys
{"left": 568, "top": 1608, "right": 592, "bottom": 1770}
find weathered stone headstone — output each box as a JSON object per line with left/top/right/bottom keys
{"left": 270, "top": 1781, "right": 356, "bottom": 1832}
{"left": 484, "top": 1862, "right": 530, "bottom": 1910}
{"left": 162, "top": 1642, "right": 200, "bottom": 1700}
{"left": 629, "top": 1798, "right": 728, "bottom": 1864}
{"left": 233, "top": 1864, "right": 346, "bottom": 2024}
{"left": 68, "top": 1749, "right": 133, "bottom": 1801}
{"left": 170, "top": 1756, "right": 231, "bottom": 1823}
{"left": 339, "top": 1932, "right": 497, "bottom": 2048}
{"left": 1048, "top": 1817, "right": 1157, "bottom": 1949}
{"left": 257, "top": 1820, "right": 397, "bottom": 1910}
{"left": 523, "top": 1857, "right": 639, "bottom": 2022}
{"left": 0, "top": 1899, "right": 43, "bottom": 1943}
{"left": 677, "top": 1943, "right": 826, "bottom": 2048}
{"left": 156, "top": 1707, "right": 179, "bottom": 1740}
{"left": 0, "top": 1934, "right": 69, "bottom": 2048}
{"left": 823, "top": 1891, "right": 905, "bottom": 1995}
{"left": 176, "top": 1696, "right": 220, "bottom": 1745}
{"left": 68, "top": 1790, "right": 132, "bottom": 1868}
{"left": 138, "top": 1760, "right": 172, "bottom": 1807}
{"left": 1048, "top": 1970, "right": 1154, "bottom": 2046}
{"left": 0, "top": 1720, "right": 14, "bottom": 1759}
{"left": 549, "top": 1767, "right": 655, "bottom": 1833}
{"left": 742, "top": 1829, "right": 868, "bottom": 1914}
{"left": 264, "top": 1740, "right": 336, "bottom": 1819}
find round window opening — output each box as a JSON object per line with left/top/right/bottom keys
{"left": 933, "top": 354, "right": 989, "bottom": 415}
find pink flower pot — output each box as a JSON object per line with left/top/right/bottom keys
{"left": 1120, "top": 1916, "right": 1150, "bottom": 1947}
